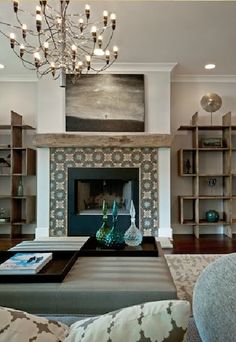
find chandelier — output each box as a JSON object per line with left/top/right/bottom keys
{"left": 0, "top": 0, "right": 118, "bottom": 86}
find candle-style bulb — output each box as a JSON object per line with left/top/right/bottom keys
{"left": 20, "top": 44, "right": 25, "bottom": 57}
{"left": 36, "top": 5, "right": 41, "bottom": 14}
{"left": 51, "top": 62, "right": 56, "bottom": 77}
{"left": 44, "top": 42, "right": 49, "bottom": 57}
{"left": 91, "top": 26, "right": 97, "bottom": 42}
{"left": 79, "top": 18, "right": 84, "bottom": 32}
{"left": 22, "top": 24, "right": 27, "bottom": 39}
{"left": 98, "top": 35, "right": 103, "bottom": 48}
{"left": 10, "top": 33, "right": 15, "bottom": 49}
{"left": 34, "top": 52, "right": 41, "bottom": 68}
{"left": 36, "top": 14, "right": 42, "bottom": 32}
{"left": 113, "top": 46, "right": 118, "bottom": 59}
{"left": 86, "top": 55, "right": 91, "bottom": 70}
{"left": 105, "top": 50, "right": 110, "bottom": 64}
{"left": 103, "top": 10, "right": 108, "bottom": 27}
{"left": 13, "top": 0, "right": 19, "bottom": 13}
{"left": 110, "top": 13, "right": 116, "bottom": 30}
{"left": 85, "top": 4, "right": 90, "bottom": 20}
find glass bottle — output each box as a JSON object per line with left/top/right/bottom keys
{"left": 104, "top": 200, "right": 125, "bottom": 249}
{"left": 17, "top": 179, "right": 24, "bottom": 197}
{"left": 124, "top": 200, "right": 143, "bottom": 246}
{"left": 96, "top": 200, "right": 110, "bottom": 246}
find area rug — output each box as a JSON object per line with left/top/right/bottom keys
{"left": 165, "top": 254, "right": 223, "bottom": 303}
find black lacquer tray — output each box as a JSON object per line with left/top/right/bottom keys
{"left": 79, "top": 236, "right": 159, "bottom": 257}
{"left": 0, "top": 251, "right": 78, "bottom": 283}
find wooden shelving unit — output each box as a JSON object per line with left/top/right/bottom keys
{"left": 0, "top": 111, "right": 36, "bottom": 238}
{"left": 178, "top": 112, "right": 235, "bottom": 238}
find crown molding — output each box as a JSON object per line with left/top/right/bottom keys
{"left": 100, "top": 63, "right": 178, "bottom": 73}
{"left": 0, "top": 63, "right": 178, "bottom": 82}
{"left": 2, "top": 68, "right": 236, "bottom": 83}
{"left": 172, "top": 74, "right": 236, "bottom": 83}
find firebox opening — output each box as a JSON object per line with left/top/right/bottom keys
{"left": 76, "top": 179, "right": 132, "bottom": 215}
{"left": 68, "top": 167, "right": 139, "bottom": 236}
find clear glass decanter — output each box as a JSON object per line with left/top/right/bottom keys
{"left": 124, "top": 200, "right": 143, "bottom": 246}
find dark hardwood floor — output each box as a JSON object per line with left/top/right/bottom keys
{"left": 171, "top": 234, "right": 236, "bottom": 254}
{"left": 0, "top": 236, "right": 34, "bottom": 251}
{"left": 0, "top": 234, "right": 236, "bottom": 254}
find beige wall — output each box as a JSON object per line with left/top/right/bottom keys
{"left": 0, "top": 82, "right": 37, "bottom": 126}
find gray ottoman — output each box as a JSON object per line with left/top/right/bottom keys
{"left": 193, "top": 253, "right": 236, "bottom": 342}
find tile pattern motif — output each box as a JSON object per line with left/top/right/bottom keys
{"left": 50, "top": 147, "right": 158, "bottom": 236}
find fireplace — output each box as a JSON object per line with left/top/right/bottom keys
{"left": 68, "top": 168, "right": 139, "bottom": 235}
{"left": 49, "top": 147, "right": 159, "bottom": 237}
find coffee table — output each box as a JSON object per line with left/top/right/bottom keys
{"left": 0, "top": 241, "right": 177, "bottom": 315}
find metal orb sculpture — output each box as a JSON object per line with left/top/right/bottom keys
{"left": 200, "top": 93, "right": 222, "bottom": 125}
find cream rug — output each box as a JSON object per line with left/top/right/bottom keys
{"left": 165, "top": 254, "right": 223, "bottom": 303}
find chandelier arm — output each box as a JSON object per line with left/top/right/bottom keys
{"left": 37, "top": 32, "right": 55, "bottom": 68}
{"left": 0, "top": 21, "right": 43, "bottom": 38}
{"left": 0, "top": 21, "right": 22, "bottom": 31}
{"left": 45, "top": 4, "right": 61, "bottom": 16}
{"left": 11, "top": 49, "right": 36, "bottom": 70}
{"left": 103, "top": 30, "right": 114, "bottom": 51}
{"left": 37, "top": 65, "right": 54, "bottom": 76}
{"left": 63, "top": 1, "right": 70, "bottom": 16}
{"left": 0, "top": 27, "right": 11, "bottom": 40}
{"left": 66, "top": 29, "right": 95, "bottom": 56}
{"left": 21, "top": 60, "right": 37, "bottom": 71}
{"left": 89, "top": 58, "right": 116, "bottom": 73}
{"left": 63, "top": 26, "right": 92, "bottom": 58}
{"left": 15, "top": 12, "right": 23, "bottom": 28}
{"left": 41, "top": 15, "right": 58, "bottom": 50}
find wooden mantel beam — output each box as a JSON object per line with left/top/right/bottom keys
{"left": 33, "top": 133, "right": 172, "bottom": 148}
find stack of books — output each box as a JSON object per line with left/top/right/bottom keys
{"left": 0, "top": 252, "right": 53, "bottom": 274}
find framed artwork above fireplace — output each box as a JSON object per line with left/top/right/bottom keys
{"left": 65, "top": 74, "right": 145, "bottom": 132}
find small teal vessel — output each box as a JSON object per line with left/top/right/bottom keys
{"left": 96, "top": 200, "right": 110, "bottom": 246}
{"left": 104, "top": 201, "right": 125, "bottom": 249}
{"left": 206, "top": 210, "right": 219, "bottom": 223}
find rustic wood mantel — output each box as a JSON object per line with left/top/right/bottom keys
{"left": 33, "top": 133, "right": 172, "bottom": 148}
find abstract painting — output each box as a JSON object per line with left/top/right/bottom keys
{"left": 66, "top": 74, "right": 145, "bottom": 132}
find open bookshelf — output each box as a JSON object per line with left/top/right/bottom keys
{"left": 178, "top": 112, "right": 234, "bottom": 238}
{"left": 0, "top": 111, "right": 36, "bottom": 238}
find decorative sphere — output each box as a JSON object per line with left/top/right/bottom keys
{"left": 206, "top": 210, "right": 219, "bottom": 223}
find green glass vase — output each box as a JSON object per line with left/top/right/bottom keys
{"left": 104, "top": 201, "right": 125, "bottom": 249}
{"left": 96, "top": 200, "right": 110, "bottom": 246}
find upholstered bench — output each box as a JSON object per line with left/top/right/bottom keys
{"left": 0, "top": 254, "right": 176, "bottom": 315}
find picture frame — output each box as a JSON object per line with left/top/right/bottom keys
{"left": 65, "top": 74, "right": 145, "bottom": 132}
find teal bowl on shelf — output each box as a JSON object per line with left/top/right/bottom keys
{"left": 206, "top": 210, "right": 219, "bottom": 223}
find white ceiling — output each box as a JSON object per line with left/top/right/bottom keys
{"left": 0, "top": 0, "right": 236, "bottom": 77}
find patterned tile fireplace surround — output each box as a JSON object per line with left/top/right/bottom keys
{"left": 50, "top": 147, "right": 159, "bottom": 236}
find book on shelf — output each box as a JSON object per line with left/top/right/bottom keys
{"left": 0, "top": 252, "right": 53, "bottom": 274}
